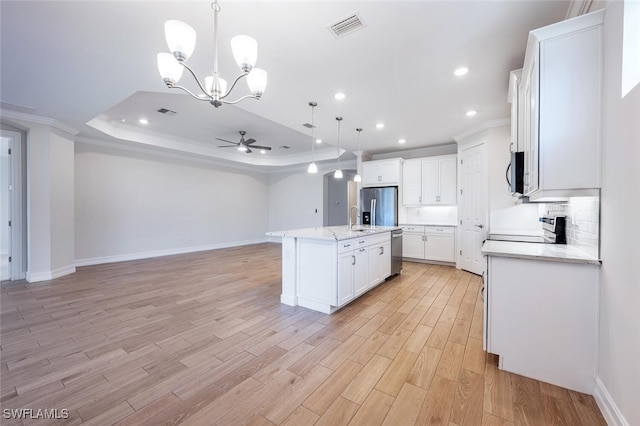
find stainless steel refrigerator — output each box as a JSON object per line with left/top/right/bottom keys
{"left": 360, "top": 186, "right": 398, "bottom": 226}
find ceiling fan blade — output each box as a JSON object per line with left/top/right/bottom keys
{"left": 250, "top": 145, "right": 272, "bottom": 150}
{"left": 245, "top": 147, "right": 252, "bottom": 154}
{"left": 218, "top": 145, "right": 239, "bottom": 148}
{"left": 244, "top": 138, "right": 257, "bottom": 145}
{"left": 216, "top": 138, "right": 237, "bottom": 144}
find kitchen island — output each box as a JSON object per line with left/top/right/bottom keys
{"left": 267, "top": 226, "right": 400, "bottom": 314}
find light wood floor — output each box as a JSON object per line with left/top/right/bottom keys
{"left": 1, "top": 243, "right": 605, "bottom": 425}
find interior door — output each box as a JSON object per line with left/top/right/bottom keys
{"left": 459, "top": 143, "right": 486, "bottom": 275}
{"left": 1, "top": 136, "right": 11, "bottom": 281}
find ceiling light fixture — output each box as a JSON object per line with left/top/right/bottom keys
{"left": 334, "top": 117, "right": 343, "bottom": 179}
{"left": 466, "top": 110, "right": 477, "bottom": 117}
{"left": 334, "top": 92, "right": 346, "bottom": 100}
{"left": 376, "top": 123, "right": 384, "bottom": 129}
{"left": 157, "top": 0, "right": 267, "bottom": 108}
{"left": 139, "top": 118, "right": 149, "bottom": 125}
{"left": 454, "top": 66, "right": 469, "bottom": 76}
{"left": 353, "top": 128, "right": 363, "bottom": 183}
{"left": 315, "top": 138, "right": 322, "bottom": 144}
{"left": 307, "top": 102, "right": 318, "bottom": 174}
{"left": 398, "top": 139, "right": 406, "bottom": 144}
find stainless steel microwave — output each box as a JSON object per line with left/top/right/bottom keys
{"left": 507, "top": 151, "right": 524, "bottom": 195}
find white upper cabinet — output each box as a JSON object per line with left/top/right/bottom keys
{"left": 508, "top": 69, "right": 523, "bottom": 153}
{"left": 402, "top": 155, "right": 457, "bottom": 206}
{"left": 362, "top": 159, "right": 402, "bottom": 187}
{"left": 519, "top": 10, "right": 604, "bottom": 197}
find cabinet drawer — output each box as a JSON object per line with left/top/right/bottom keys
{"left": 354, "top": 238, "right": 369, "bottom": 248}
{"left": 368, "top": 232, "right": 390, "bottom": 246}
{"left": 338, "top": 239, "right": 357, "bottom": 253}
{"left": 401, "top": 225, "right": 425, "bottom": 233}
{"left": 424, "top": 226, "right": 455, "bottom": 235}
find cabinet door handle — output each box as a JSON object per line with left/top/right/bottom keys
{"left": 352, "top": 255, "right": 356, "bottom": 265}
{"left": 344, "top": 243, "right": 351, "bottom": 248}
{"left": 419, "top": 196, "right": 422, "bottom": 203}
{"left": 380, "top": 247, "right": 384, "bottom": 255}
{"left": 359, "top": 248, "right": 366, "bottom": 252}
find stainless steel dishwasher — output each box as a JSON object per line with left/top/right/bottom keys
{"left": 390, "top": 229, "right": 403, "bottom": 276}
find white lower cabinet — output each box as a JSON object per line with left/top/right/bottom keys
{"left": 485, "top": 255, "right": 598, "bottom": 393}
{"left": 282, "top": 231, "right": 394, "bottom": 314}
{"left": 368, "top": 235, "right": 391, "bottom": 287}
{"left": 401, "top": 225, "right": 455, "bottom": 263}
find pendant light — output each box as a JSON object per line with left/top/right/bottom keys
{"left": 353, "top": 128, "right": 363, "bottom": 182}
{"left": 307, "top": 102, "right": 318, "bottom": 174}
{"left": 334, "top": 117, "right": 343, "bottom": 179}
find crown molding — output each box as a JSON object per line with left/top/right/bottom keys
{"left": 453, "top": 117, "right": 510, "bottom": 143}
{"left": 565, "top": 0, "right": 593, "bottom": 19}
{"left": 0, "top": 109, "right": 79, "bottom": 136}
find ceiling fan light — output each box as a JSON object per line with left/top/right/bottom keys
{"left": 231, "top": 35, "right": 258, "bottom": 72}
{"left": 157, "top": 53, "right": 184, "bottom": 85}
{"left": 164, "top": 20, "right": 196, "bottom": 62}
{"left": 205, "top": 75, "right": 228, "bottom": 96}
{"left": 247, "top": 68, "right": 267, "bottom": 97}
{"left": 237, "top": 145, "right": 248, "bottom": 152}
{"left": 308, "top": 162, "right": 318, "bottom": 174}
{"left": 334, "top": 169, "right": 343, "bottom": 179}
{"left": 354, "top": 174, "right": 362, "bottom": 182}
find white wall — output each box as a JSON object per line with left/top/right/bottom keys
{"left": 74, "top": 143, "right": 270, "bottom": 264}
{"left": 50, "top": 131, "right": 75, "bottom": 274}
{"left": 596, "top": 1, "right": 640, "bottom": 424}
{"left": 268, "top": 167, "right": 325, "bottom": 233}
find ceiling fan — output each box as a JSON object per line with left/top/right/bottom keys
{"left": 216, "top": 130, "right": 271, "bottom": 154}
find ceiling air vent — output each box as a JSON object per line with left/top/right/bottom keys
{"left": 328, "top": 12, "right": 366, "bottom": 38}
{"left": 302, "top": 123, "right": 315, "bottom": 129}
{"left": 157, "top": 108, "right": 176, "bottom": 115}
{"left": 279, "top": 146, "right": 291, "bottom": 149}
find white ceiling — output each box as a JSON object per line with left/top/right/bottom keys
{"left": 0, "top": 0, "right": 569, "bottom": 170}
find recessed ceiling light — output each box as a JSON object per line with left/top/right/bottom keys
{"left": 376, "top": 123, "right": 385, "bottom": 129}
{"left": 454, "top": 67, "right": 469, "bottom": 76}
{"left": 260, "top": 149, "right": 266, "bottom": 154}
{"left": 315, "top": 138, "right": 322, "bottom": 144}
{"left": 398, "top": 139, "right": 406, "bottom": 144}
{"left": 138, "top": 118, "right": 149, "bottom": 125}
{"left": 120, "top": 118, "right": 127, "bottom": 123}
{"left": 466, "top": 110, "right": 477, "bottom": 117}
{"left": 334, "top": 92, "right": 346, "bottom": 100}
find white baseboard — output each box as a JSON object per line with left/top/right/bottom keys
{"left": 594, "top": 377, "right": 629, "bottom": 426}
{"left": 26, "top": 265, "right": 76, "bottom": 283}
{"left": 75, "top": 238, "right": 269, "bottom": 267}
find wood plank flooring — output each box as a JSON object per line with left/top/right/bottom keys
{"left": 1, "top": 243, "right": 606, "bottom": 425}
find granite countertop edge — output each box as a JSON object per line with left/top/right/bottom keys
{"left": 481, "top": 240, "right": 601, "bottom": 265}
{"left": 266, "top": 226, "right": 401, "bottom": 241}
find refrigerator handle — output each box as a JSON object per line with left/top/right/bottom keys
{"left": 371, "top": 198, "right": 376, "bottom": 227}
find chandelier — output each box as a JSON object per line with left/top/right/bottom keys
{"left": 157, "top": 0, "right": 267, "bottom": 108}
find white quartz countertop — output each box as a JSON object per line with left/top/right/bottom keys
{"left": 400, "top": 223, "right": 457, "bottom": 227}
{"left": 481, "top": 240, "right": 601, "bottom": 265}
{"left": 266, "top": 225, "right": 400, "bottom": 241}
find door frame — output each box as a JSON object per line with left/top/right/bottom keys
{"left": 456, "top": 137, "right": 488, "bottom": 274}
{"left": 1, "top": 129, "right": 25, "bottom": 281}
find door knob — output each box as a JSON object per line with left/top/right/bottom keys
{"left": 475, "top": 224, "right": 484, "bottom": 229}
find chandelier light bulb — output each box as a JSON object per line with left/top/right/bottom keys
{"left": 164, "top": 20, "right": 196, "bottom": 61}
{"left": 308, "top": 162, "right": 318, "bottom": 174}
{"left": 231, "top": 35, "right": 258, "bottom": 72}
{"left": 157, "top": 53, "right": 184, "bottom": 85}
{"left": 334, "top": 169, "right": 343, "bottom": 179}
{"left": 246, "top": 68, "right": 267, "bottom": 96}
{"left": 205, "top": 75, "right": 228, "bottom": 96}
{"left": 354, "top": 174, "right": 362, "bottom": 182}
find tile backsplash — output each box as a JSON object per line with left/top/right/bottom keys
{"left": 403, "top": 206, "right": 458, "bottom": 225}
{"left": 545, "top": 196, "right": 600, "bottom": 258}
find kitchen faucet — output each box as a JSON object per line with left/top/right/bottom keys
{"left": 349, "top": 205, "right": 360, "bottom": 230}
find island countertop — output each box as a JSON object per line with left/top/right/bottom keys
{"left": 481, "top": 240, "right": 601, "bottom": 265}
{"left": 266, "top": 225, "right": 400, "bottom": 241}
